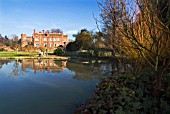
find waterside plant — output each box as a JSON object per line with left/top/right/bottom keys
{"left": 75, "top": 69, "right": 170, "bottom": 114}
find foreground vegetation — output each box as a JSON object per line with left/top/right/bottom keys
{"left": 75, "top": 68, "right": 170, "bottom": 114}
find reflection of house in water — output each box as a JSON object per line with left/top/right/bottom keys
{"left": 22, "top": 59, "right": 67, "bottom": 74}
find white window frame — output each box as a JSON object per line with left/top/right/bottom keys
{"left": 35, "top": 38, "right": 39, "bottom": 41}
{"left": 57, "top": 38, "right": 60, "bottom": 41}
{"left": 44, "top": 38, "right": 47, "bottom": 41}
{"left": 36, "top": 44, "right": 39, "bottom": 47}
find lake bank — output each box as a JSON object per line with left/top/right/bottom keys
{"left": 0, "top": 55, "right": 69, "bottom": 60}
{"left": 75, "top": 66, "right": 170, "bottom": 114}
{"left": 0, "top": 52, "right": 69, "bottom": 60}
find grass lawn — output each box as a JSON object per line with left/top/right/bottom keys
{"left": 0, "top": 51, "right": 68, "bottom": 60}
{"left": 0, "top": 52, "right": 37, "bottom": 58}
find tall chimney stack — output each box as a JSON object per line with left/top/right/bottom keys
{"left": 34, "top": 29, "right": 36, "bottom": 34}
{"left": 47, "top": 30, "right": 50, "bottom": 34}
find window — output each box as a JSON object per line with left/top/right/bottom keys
{"left": 54, "top": 38, "right": 56, "bottom": 41}
{"left": 50, "top": 38, "right": 52, "bottom": 41}
{"left": 54, "top": 44, "right": 57, "bottom": 47}
{"left": 35, "top": 44, "right": 39, "bottom": 47}
{"left": 35, "top": 38, "right": 39, "bottom": 41}
{"left": 50, "top": 63, "right": 53, "bottom": 66}
{"left": 44, "top": 38, "right": 47, "bottom": 41}
{"left": 50, "top": 44, "right": 52, "bottom": 47}
{"left": 44, "top": 43, "right": 47, "bottom": 47}
{"left": 57, "top": 38, "right": 60, "bottom": 41}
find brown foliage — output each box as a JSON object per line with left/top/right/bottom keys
{"left": 98, "top": 0, "right": 170, "bottom": 95}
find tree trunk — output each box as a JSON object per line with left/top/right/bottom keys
{"left": 153, "top": 58, "right": 170, "bottom": 96}
{"left": 154, "top": 73, "right": 162, "bottom": 96}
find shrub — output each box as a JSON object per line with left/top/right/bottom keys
{"left": 66, "top": 42, "right": 81, "bottom": 52}
{"left": 75, "top": 72, "right": 170, "bottom": 114}
{"left": 54, "top": 48, "right": 64, "bottom": 55}
{"left": 0, "top": 48, "right": 5, "bottom": 52}
{"left": 39, "top": 46, "right": 46, "bottom": 52}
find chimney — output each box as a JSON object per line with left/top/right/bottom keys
{"left": 21, "top": 34, "right": 26, "bottom": 38}
{"left": 47, "top": 30, "right": 50, "bottom": 34}
{"left": 42, "top": 30, "right": 44, "bottom": 34}
{"left": 34, "top": 29, "right": 36, "bottom": 34}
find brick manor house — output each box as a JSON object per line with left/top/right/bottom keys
{"left": 21, "top": 29, "right": 68, "bottom": 51}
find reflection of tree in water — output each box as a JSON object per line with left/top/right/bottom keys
{"left": 4, "top": 58, "right": 134, "bottom": 79}
{"left": 7, "top": 59, "right": 66, "bottom": 78}
{"left": 66, "top": 61, "right": 111, "bottom": 80}
{"left": 9, "top": 59, "right": 24, "bottom": 79}
{"left": 67, "top": 59, "right": 135, "bottom": 80}
{"left": 0, "top": 59, "right": 13, "bottom": 69}
{"left": 0, "top": 59, "right": 24, "bottom": 79}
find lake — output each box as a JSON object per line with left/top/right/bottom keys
{"left": 0, "top": 59, "right": 113, "bottom": 114}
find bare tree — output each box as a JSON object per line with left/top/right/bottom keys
{"left": 98, "top": 0, "right": 170, "bottom": 96}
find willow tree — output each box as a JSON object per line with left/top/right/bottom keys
{"left": 98, "top": 0, "right": 170, "bottom": 96}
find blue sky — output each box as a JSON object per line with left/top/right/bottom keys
{"left": 0, "top": 0, "right": 100, "bottom": 39}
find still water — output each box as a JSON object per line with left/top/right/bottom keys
{"left": 0, "top": 59, "right": 112, "bottom": 114}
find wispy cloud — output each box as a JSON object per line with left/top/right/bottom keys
{"left": 65, "top": 30, "right": 78, "bottom": 35}
{"left": 16, "top": 25, "right": 34, "bottom": 29}
{"left": 37, "top": 23, "right": 42, "bottom": 27}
